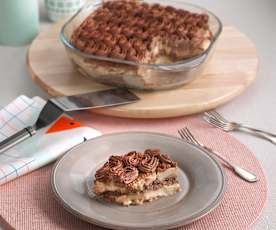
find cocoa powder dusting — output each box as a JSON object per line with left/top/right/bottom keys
{"left": 70, "top": 0, "right": 212, "bottom": 63}
{"left": 94, "top": 149, "right": 177, "bottom": 185}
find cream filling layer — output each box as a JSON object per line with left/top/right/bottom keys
{"left": 110, "top": 183, "right": 181, "bottom": 206}
{"left": 93, "top": 167, "right": 177, "bottom": 195}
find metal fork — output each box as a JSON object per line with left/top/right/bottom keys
{"left": 204, "top": 110, "right": 276, "bottom": 145}
{"left": 178, "top": 127, "right": 258, "bottom": 183}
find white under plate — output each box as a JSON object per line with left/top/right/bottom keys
{"left": 51, "top": 132, "right": 226, "bottom": 229}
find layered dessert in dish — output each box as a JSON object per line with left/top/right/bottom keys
{"left": 71, "top": 0, "right": 212, "bottom": 64}
{"left": 63, "top": 0, "right": 221, "bottom": 89}
{"left": 92, "top": 149, "right": 181, "bottom": 206}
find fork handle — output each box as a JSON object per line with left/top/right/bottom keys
{"left": 203, "top": 146, "right": 233, "bottom": 169}
{"left": 203, "top": 146, "right": 258, "bottom": 182}
{"left": 0, "top": 127, "right": 36, "bottom": 154}
{"left": 236, "top": 124, "right": 276, "bottom": 145}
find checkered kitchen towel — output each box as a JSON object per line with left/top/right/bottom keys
{"left": 0, "top": 95, "right": 101, "bottom": 185}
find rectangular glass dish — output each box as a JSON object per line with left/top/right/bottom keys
{"left": 60, "top": 0, "right": 222, "bottom": 90}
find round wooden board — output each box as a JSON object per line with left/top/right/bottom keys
{"left": 28, "top": 22, "right": 258, "bottom": 118}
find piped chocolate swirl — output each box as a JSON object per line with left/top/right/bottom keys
{"left": 139, "top": 154, "right": 159, "bottom": 173}
{"left": 121, "top": 166, "right": 139, "bottom": 184}
{"left": 124, "top": 151, "right": 140, "bottom": 167}
{"left": 70, "top": 0, "right": 213, "bottom": 64}
{"left": 94, "top": 149, "right": 177, "bottom": 185}
{"left": 95, "top": 162, "right": 110, "bottom": 181}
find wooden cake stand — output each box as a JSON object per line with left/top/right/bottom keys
{"left": 28, "top": 22, "right": 258, "bottom": 118}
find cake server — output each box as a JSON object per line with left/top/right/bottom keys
{"left": 0, "top": 88, "right": 139, "bottom": 153}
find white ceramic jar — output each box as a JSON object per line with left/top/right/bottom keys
{"left": 45, "top": 0, "right": 86, "bottom": 22}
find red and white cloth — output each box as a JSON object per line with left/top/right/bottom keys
{"left": 0, "top": 95, "right": 101, "bottom": 185}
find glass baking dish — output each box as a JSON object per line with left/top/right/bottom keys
{"left": 60, "top": 0, "right": 222, "bottom": 90}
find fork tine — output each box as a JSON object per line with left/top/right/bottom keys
{"left": 184, "top": 129, "right": 197, "bottom": 144}
{"left": 204, "top": 116, "right": 228, "bottom": 127}
{"left": 205, "top": 110, "right": 228, "bottom": 123}
{"left": 178, "top": 129, "right": 191, "bottom": 142}
{"left": 179, "top": 128, "right": 203, "bottom": 147}
{"left": 180, "top": 128, "right": 193, "bottom": 142}
{"left": 204, "top": 111, "right": 217, "bottom": 120}
{"left": 178, "top": 128, "right": 195, "bottom": 144}
{"left": 184, "top": 128, "right": 201, "bottom": 146}
{"left": 178, "top": 129, "right": 186, "bottom": 139}
{"left": 204, "top": 118, "right": 227, "bottom": 129}
{"left": 204, "top": 112, "right": 220, "bottom": 122}
{"left": 204, "top": 112, "right": 226, "bottom": 125}
{"left": 210, "top": 110, "right": 228, "bottom": 122}
{"left": 203, "top": 116, "right": 229, "bottom": 130}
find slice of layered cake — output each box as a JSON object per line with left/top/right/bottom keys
{"left": 92, "top": 149, "right": 181, "bottom": 206}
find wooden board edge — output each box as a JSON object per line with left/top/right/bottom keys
{"left": 27, "top": 47, "right": 64, "bottom": 96}
{"left": 90, "top": 62, "right": 259, "bottom": 118}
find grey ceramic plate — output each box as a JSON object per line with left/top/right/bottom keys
{"left": 51, "top": 132, "right": 226, "bottom": 230}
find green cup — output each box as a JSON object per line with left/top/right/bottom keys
{"left": 0, "top": 0, "right": 39, "bottom": 45}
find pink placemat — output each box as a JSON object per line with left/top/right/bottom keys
{"left": 0, "top": 114, "right": 267, "bottom": 230}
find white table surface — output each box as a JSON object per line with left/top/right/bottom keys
{"left": 0, "top": 0, "right": 276, "bottom": 229}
